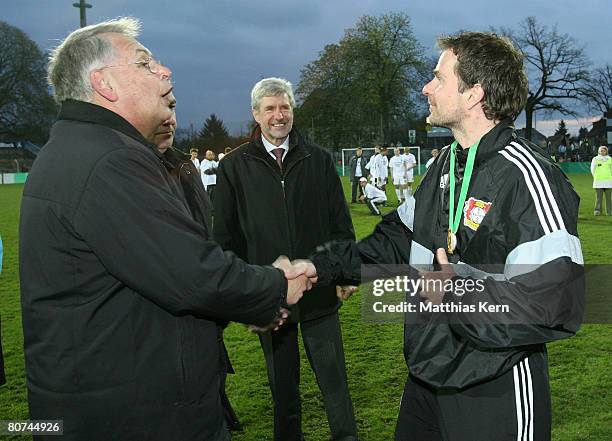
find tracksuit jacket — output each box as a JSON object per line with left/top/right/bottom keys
{"left": 312, "top": 119, "right": 585, "bottom": 389}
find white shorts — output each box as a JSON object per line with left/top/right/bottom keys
{"left": 393, "top": 176, "right": 407, "bottom": 185}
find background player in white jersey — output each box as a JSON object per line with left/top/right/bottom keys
{"left": 402, "top": 147, "right": 417, "bottom": 199}
{"left": 389, "top": 147, "right": 408, "bottom": 205}
{"left": 376, "top": 146, "right": 389, "bottom": 191}
{"left": 358, "top": 177, "right": 387, "bottom": 215}
{"left": 365, "top": 146, "right": 380, "bottom": 185}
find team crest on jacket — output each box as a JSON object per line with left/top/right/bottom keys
{"left": 463, "top": 197, "right": 492, "bottom": 231}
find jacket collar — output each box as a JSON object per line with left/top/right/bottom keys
{"left": 248, "top": 124, "right": 303, "bottom": 150}
{"left": 469, "top": 118, "right": 517, "bottom": 166}
{"left": 243, "top": 125, "right": 310, "bottom": 170}
{"left": 58, "top": 99, "right": 160, "bottom": 153}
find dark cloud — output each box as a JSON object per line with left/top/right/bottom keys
{"left": 4, "top": 0, "right": 611, "bottom": 136}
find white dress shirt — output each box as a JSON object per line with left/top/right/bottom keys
{"left": 262, "top": 135, "right": 289, "bottom": 162}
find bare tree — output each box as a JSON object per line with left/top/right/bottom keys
{"left": 581, "top": 64, "right": 612, "bottom": 114}
{"left": 500, "top": 17, "right": 589, "bottom": 140}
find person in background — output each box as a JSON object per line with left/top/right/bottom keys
{"left": 349, "top": 147, "right": 367, "bottom": 203}
{"left": 401, "top": 147, "right": 417, "bottom": 199}
{"left": 388, "top": 147, "right": 408, "bottom": 205}
{"left": 425, "top": 148, "right": 439, "bottom": 169}
{"left": 190, "top": 148, "right": 200, "bottom": 172}
{"left": 149, "top": 103, "right": 242, "bottom": 432}
{"left": 359, "top": 176, "right": 387, "bottom": 215}
{"left": 214, "top": 77, "right": 358, "bottom": 441}
{"left": 365, "top": 145, "right": 380, "bottom": 186}
{"left": 201, "top": 149, "right": 218, "bottom": 203}
{"left": 376, "top": 146, "right": 390, "bottom": 191}
{"left": 591, "top": 145, "right": 612, "bottom": 215}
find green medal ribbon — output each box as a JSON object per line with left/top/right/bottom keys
{"left": 448, "top": 139, "right": 481, "bottom": 236}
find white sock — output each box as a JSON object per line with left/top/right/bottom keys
{"left": 395, "top": 189, "right": 402, "bottom": 200}
{"left": 404, "top": 187, "right": 412, "bottom": 199}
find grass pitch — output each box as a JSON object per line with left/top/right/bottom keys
{"left": 0, "top": 175, "right": 610, "bottom": 440}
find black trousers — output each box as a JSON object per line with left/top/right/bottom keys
{"left": 350, "top": 179, "right": 361, "bottom": 202}
{"left": 207, "top": 184, "right": 216, "bottom": 206}
{"left": 259, "top": 312, "right": 358, "bottom": 441}
{"left": 395, "top": 352, "right": 551, "bottom": 441}
{"left": 365, "top": 197, "right": 385, "bottom": 215}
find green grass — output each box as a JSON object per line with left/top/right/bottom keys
{"left": 0, "top": 175, "right": 610, "bottom": 440}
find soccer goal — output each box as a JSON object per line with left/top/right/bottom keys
{"left": 341, "top": 147, "right": 422, "bottom": 177}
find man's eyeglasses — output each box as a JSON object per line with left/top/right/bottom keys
{"left": 100, "top": 57, "right": 166, "bottom": 76}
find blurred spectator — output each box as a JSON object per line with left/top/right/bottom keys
{"left": 591, "top": 146, "right": 612, "bottom": 215}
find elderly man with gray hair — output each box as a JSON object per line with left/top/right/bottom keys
{"left": 214, "top": 78, "right": 358, "bottom": 441}
{"left": 19, "top": 18, "right": 312, "bottom": 441}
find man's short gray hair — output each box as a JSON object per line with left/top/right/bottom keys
{"left": 48, "top": 17, "right": 141, "bottom": 103}
{"left": 251, "top": 77, "right": 296, "bottom": 111}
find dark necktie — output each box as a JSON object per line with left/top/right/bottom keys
{"left": 272, "top": 148, "right": 284, "bottom": 170}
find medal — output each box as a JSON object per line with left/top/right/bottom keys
{"left": 447, "top": 229, "right": 457, "bottom": 254}
{"left": 447, "top": 139, "right": 481, "bottom": 255}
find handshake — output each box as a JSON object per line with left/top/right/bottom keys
{"left": 272, "top": 255, "right": 318, "bottom": 305}
{"left": 248, "top": 256, "right": 317, "bottom": 333}
{"left": 273, "top": 255, "right": 359, "bottom": 305}
{"left": 250, "top": 256, "right": 359, "bottom": 333}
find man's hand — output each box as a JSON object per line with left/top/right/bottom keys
{"left": 286, "top": 275, "right": 310, "bottom": 305}
{"left": 336, "top": 285, "right": 358, "bottom": 301}
{"left": 418, "top": 250, "right": 455, "bottom": 305}
{"left": 273, "top": 255, "right": 309, "bottom": 279}
{"left": 272, "top": 256, "right": 316, "bottom": 305}
{"left": 248, "top": 308, "right": 290, "bottom": 333}
{"left": 436, "top": 248, "right": 449, "bottom": 264}
{"left": 290, "top": 259, "right": 318, "bottom": 283}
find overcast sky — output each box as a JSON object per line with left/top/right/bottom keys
{"left": 5, "top": 0, "right": 611, "bottom": 137}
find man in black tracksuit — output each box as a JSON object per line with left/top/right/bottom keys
{"left": 214, "top": 78, "right": 358, "bottom": 441}
{"left": 307, "top": 32, "right": 585, "bottom": 441}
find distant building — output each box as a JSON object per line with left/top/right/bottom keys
{"left": 0, "top": 141, "right": 40, "bottom": 173}
{"left": 586, "top": 117, "right": 606, "bottom": 149}
{"left": 516, "top": 128, "right": 547, "bottom": 149}
{"left": 426, "top": 126, "right": 453, "bottom": 149}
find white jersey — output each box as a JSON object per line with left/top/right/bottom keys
{"left": 363, "top": 183, "right": 387, "bottom": 201}
{"left": 389, "top": 155, "right": 406, "bottom": 177}
{"left": 376, "top": 154, "right": 389, "bottom": 179}
{"left": 191, "top": 158, "right": 200, "bottom": 171}
{"left": 365, "top": 154, "right": 378, "bottom": 183}
{"left": 403, "top": 153, "right": 416, "bottom": 182}
{"left": 200, "top": 159, "right": 218, "bottom": 189}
